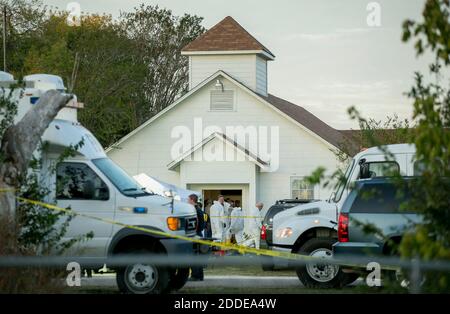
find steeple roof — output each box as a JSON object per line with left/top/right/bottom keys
{"left": 182, "top": 16, "right": 275, "bottom": 59}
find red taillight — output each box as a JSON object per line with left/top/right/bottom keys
{"left": 261, "top": 224, "right": 267, "bottom": 240}
{"left": 338, "top": 213, "right": 349, "bottom": 242}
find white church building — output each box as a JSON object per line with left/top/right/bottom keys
{"left": 107, "top": 16, "right": 349, "bottom": 213}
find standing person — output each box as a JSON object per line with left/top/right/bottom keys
{"left": 245, "top": 202, "right": 264, "bottom": 249}
{"left": 188, "top": 194, "right": 204, "bottom": 281}
{"left": 224, "top": 200, "right": 234, "bottom": 243}
{"left": 209, "top": 195, "right": 229, "bottom": 242}
{"left": 203, "top": 200, "right": 212, "bottom": 238}
{"left": 204, "top": 199, "right": 211, "bottom": 216}
{"left": 229, "top": 206, "right": 244, "bottom": 244}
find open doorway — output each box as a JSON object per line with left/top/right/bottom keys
{"left": 203, "top": 189, "right": 242, "bottom": 213}
{"left": 187, "top": 184, "right": 248, "bottom": 213}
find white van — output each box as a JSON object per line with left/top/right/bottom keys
{"left": 1, "top": 72, "right": 199, "bottom": 294}
{"left": 271, "top": 144, "right": 417, "bottom": 288}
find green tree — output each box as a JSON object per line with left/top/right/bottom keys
{"left": 307, "top": 0, "right": 450, "bottom": 293}
{"left": 119, "top": 4, "right": 205, "bottom": 120}
{"left": 0, "top": 0, "right": 47, "bottom": 74}
{"left": 336, "top": 111, "right": 412, "bottom": 162}
{"left": 2, "top": 1, "right": 205, "bottom": 147}
{"left": 399, "top": 0, "right": 450, "bottom": 292}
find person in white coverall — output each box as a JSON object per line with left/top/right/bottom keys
{"left": 229, "top": 207, "right": 244, "bottom": 244}
{"left": 244, "top": 202, "right": 264, "bottom": 249}
{"left": 209, "top": 195, "right": 230, "bottom": 242}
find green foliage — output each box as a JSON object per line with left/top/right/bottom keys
{"left": 402, "top": 0, "right": 450, "bottom": 65}
{"left": 17, "top": 139, "right": 93, "bottom": 255}
{"left": 0, "top": 83, "right": 23, "bottom": 168}
{"left": 306, "top": 0, "right": 450, "bottom": 292}
{"left": 0, "top": 86, "right": 91, "bottom": 256}
{"left": 336, "top": 109, "right": 412, "bottom": 162}
{"left": 398, "top": 0, "right": 450, "bottom": 292}
{"left": 0, "top": 0, "right": 48, "bottom": 75}
{"left": 1, "top": 1, "right": 205, "bottom": 147}
{"left": 0, "top": 86, "right": 19, "bottom": 142}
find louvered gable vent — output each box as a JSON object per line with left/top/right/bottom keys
{"left": 210, "top": 90, "right": 234, "bottom": 111}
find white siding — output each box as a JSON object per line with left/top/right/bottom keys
{"left": 108, "top": 77, "right": 340, "bottom": 214}
{"left": 255, "top": 56, "right": 267, "bottom": 96}
{"left": 190, "top": 55, "right": 256, "bottom": 91}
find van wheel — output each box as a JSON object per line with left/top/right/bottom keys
{"left": 294, "top": 238, "right": 347, "bottom": 288}
{"left": 116, "top": 249, "right": 169, "bottom": 294}
{"left": 164, "top": 268, "right": 190, "bottom": 293}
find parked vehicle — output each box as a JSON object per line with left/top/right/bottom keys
{"left": 260, "top": 199, "right": 317, "bottom": 270}
{"left": 1, "top": 72, "right": 199, "bottom": 294}
{"left": 271, "top": 144, "right": 418, "bottom": 288}
{"left": 333, "top": 177, "right": 421, "bottom": 279}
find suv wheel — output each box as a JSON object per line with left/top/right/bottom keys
{"left": 294, "top": 238, "right": 348, "bottom": 288}
{"left": 116, "top": 249, "right": 169, "bottom": 294}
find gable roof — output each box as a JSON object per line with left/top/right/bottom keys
{"left": 181, "top": 16, "right": 275, "bottom": 60}
{"left": 263, "top": 94, "right": 349, "bottom": 150}
{"left": 167, "top": 132, "right": 270, "bottom": 170}
{"left": 106, "top": 70, "right": 348, "bottom": 153}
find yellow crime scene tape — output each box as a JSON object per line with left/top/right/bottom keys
{"left": 0, "top": 188, "right": 397, "bottom": 269}
{"left": 209, "top": 216, "right": 262, "bottom": 219}
{"left": 0, "top": 188, "right": 16, "bottom": 193}
{"left": 15, "top": 196, "right": 301, "bottom": 260}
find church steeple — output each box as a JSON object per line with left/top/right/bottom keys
{"left": 181, "top": 16, "right": 274, "bottom": 96}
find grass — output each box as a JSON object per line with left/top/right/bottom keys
{"left": 176, "top": 286, "right": 360, "bottom": 294}
{"left": 68, "top": 285, "right": 372, "bottom": 294}
{"left": 204, "top": 265, "right": 295, "bottom": 277}
{"left": 63, "top": 266, "right": 409, "bottom": 294}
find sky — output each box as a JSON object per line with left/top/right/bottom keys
{"left": 43, "top": 0, "right": 431, "bottom": 129}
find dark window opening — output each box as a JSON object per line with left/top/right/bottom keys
{"left": 57, "top": 162, "right": 109, "bottom": 201}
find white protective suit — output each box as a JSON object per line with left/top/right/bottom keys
{"left": 244, "top": 206, "right": 263, "bottom": 249}
{"left": 229, "top": 207, "right": 244, "bottom": 244}
{"left": 210, "top": 201, "right": 230, "bottom": 242}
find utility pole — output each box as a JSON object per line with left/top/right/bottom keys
{"left": 2, "top": 5, "right": 6, "bottom": 72}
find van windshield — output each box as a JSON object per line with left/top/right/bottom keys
{"left": 333, "top": 159, "right": 354, "bottom": 203}
{"left": 93, "top": 158, "right": 151, "bottom": 197}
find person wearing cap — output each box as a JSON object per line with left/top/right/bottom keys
{"left": 188, "top": 194, "right": 205, "bottom": 281}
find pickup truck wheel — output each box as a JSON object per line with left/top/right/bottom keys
{"left": 116, "top": 249, "right": 169, "bottom": 294}
{"left": 294, "top": 238, "right": 348, "bottom": 288}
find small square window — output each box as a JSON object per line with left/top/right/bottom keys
{"left": 291, "top": 177, "right": 314, "bottom": 200}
